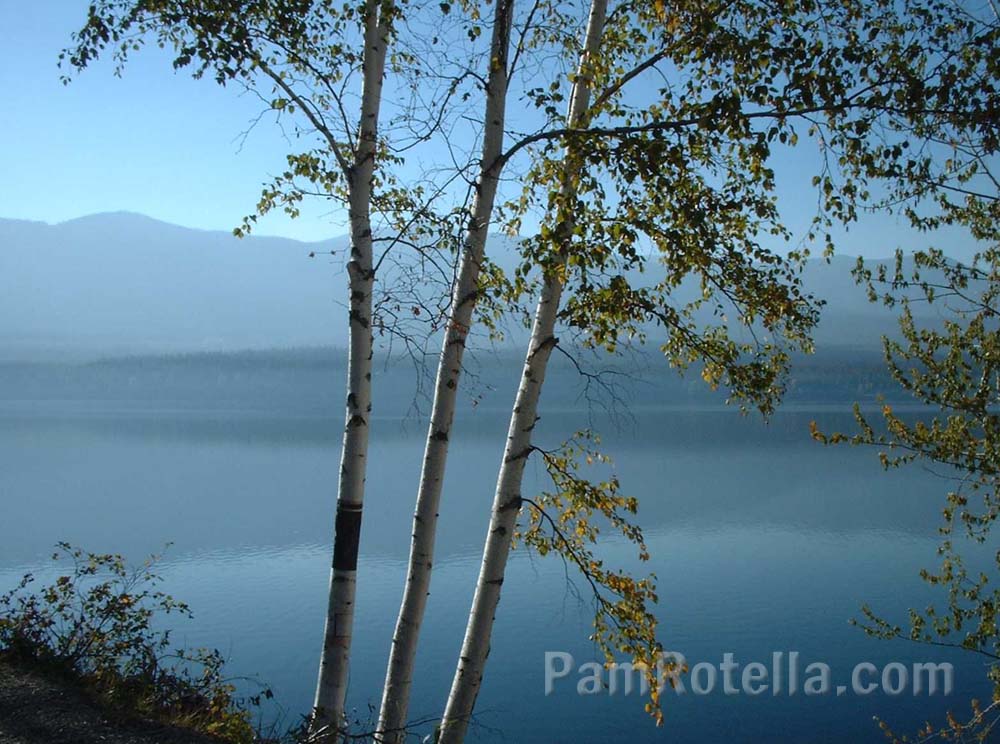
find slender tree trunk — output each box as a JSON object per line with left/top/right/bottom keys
{"left": 437, "top": 2, "right": 607, "bottom": 741}
{"left": 312, "top": 0, "right": 392, "bottom": 736}
{"left": 376, "top": 3, "right": 514, "bottom": 740}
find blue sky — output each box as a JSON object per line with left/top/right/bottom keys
{"left": 0, "top": 0, "right": 341, "bottom": 242}
{"left": 0, "top": 1, "right": 980, "bottom": 259}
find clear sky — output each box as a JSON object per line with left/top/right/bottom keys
{"left": 0, "top": 1, "right": 980, "bottom": 258}
{"left": 0, "top": 0, "right": 343, "bottom": 242}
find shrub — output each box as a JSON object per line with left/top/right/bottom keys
{"left": 0, "top": 543, "right": 264, "bottom": 743}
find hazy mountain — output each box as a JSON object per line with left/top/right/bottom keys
{"left": 0, "top": 213, "right": 349, "bottom": 359}
{"left": 0, "top": 211, "right": 938, "bottom": 360}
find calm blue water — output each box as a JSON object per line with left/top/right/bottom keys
{"left": 0, "top": 404, "right": 992, "bottom": 742}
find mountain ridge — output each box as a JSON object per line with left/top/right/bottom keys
{"left": 0, "top": 211, "right": 938, "bottom": 361}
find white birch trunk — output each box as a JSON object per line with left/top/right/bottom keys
{"left": 437, "top": 1, "right": 608, "bottom": 740}
{"left": 376, "top": 3, "right": 515, "bottom": 740}
{"left": 312, "top": 0, "right": 392, "bottom": 736}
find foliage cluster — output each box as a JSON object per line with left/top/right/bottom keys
{"left": 514, "top": 431, "right": 673, "bottom": 721}
{"left": 0, "top": 543, "right": 268, "bottom": 744}
{"left": 813, "top": 250, "right": 1000, "bottom": 739}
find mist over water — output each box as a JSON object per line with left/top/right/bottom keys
{"left": 0, "top": 375, "right": 987, "bottom": 742}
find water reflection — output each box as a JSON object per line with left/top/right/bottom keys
{"left": 0, "top": 407, "right": 986, "bottom": 742}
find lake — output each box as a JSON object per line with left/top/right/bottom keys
{"left": 0, "top": 400, "right": 990, "bottom": 742}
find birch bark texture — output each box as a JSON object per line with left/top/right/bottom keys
{"left": 313, "top": 0, "right": 393, "bottom": 735}
{"left": 376, "top": 1, "right": 516, "bottom": 739}
{"left": 437, "top": 1, "right": 608, "bottom": 740}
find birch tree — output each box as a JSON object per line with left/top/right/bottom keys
{"left": 309, "top": 2, "right": 391, "bottom": 733}
{"left": 437, "top": 0, "right": 1000, "bottom": 738}
{"left": 375, "top": 0, "right": 515, "bottom": 737}
{"left": 61, "top": 1, "right": 442, "bottom": 735}
{"left": 436, "top": 0, "right": 609, "bottom": 739}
